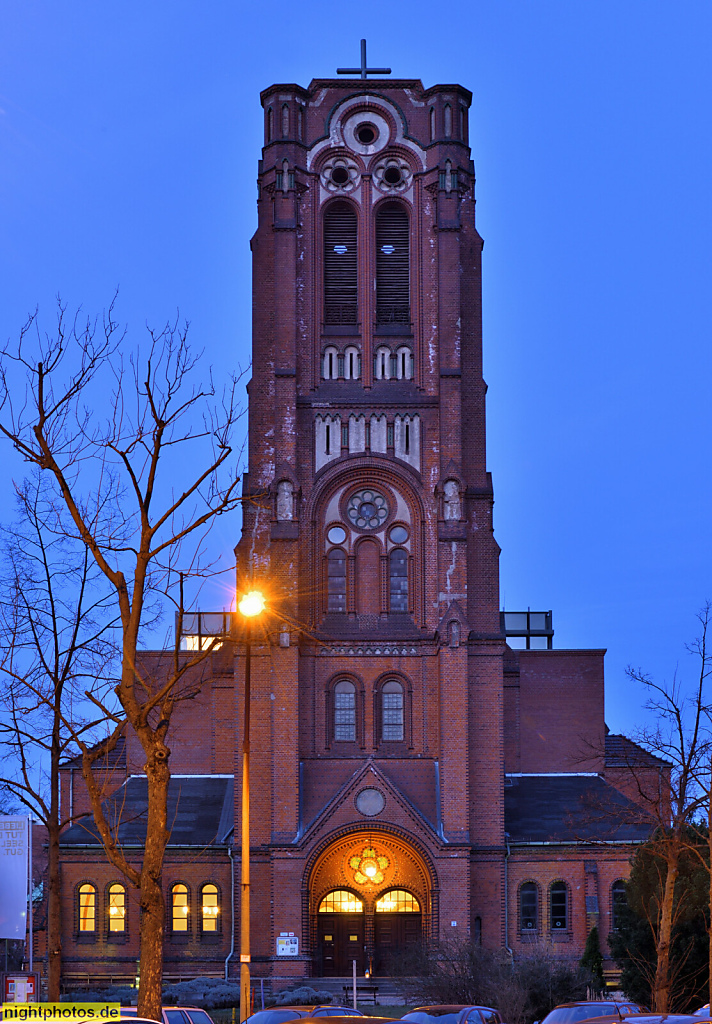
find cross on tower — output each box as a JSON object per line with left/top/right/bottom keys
{"left": 337, "top": 39, "right": 391, "bottom": 80}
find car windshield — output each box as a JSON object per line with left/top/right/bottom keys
{"left": 402, "top": 1014, "right": 461, "bottom": 1024}
{"left": 543, "top": 1008, "right": 624, "bottom": 1024}
{"left": 313, "top": 1012, "right": 364, "bottom": 1017}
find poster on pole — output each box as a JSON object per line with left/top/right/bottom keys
{"left": 0, "top": 818, "right": 29, "bottom": 939}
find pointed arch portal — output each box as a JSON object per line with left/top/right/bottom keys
{"left": 309, "top": 830, "right": 431, "bottom": 975}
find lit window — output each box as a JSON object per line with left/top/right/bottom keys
{"left": 520, "top": 882, "right": 538, "bottom": 931}
{"left": 550, "top": 881, "right": 568, "bottom": 930}
{"left": 201, "top": 884, "right": 219, "bottom": 932}
{"left": 172, "top": 883, "right": 189, "bottom": 932}
{"left": 334, "top": 680, "right": 356, "bottom": 741}
{"left": 382, "top": 680, "right": 404, "bottom": 741}
{"left": 108, "top": 883, "right": 125, "bottom": 933}
{"left": 318, "top": 890, "right": 364, "bottom": 913}
{"left": 78, "top": 884, "right": 96, "bottom": 932}
{"left": 375, "top": 890, "right": 420, "bottom": 913}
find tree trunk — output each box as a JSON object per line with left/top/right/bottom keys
{"left": 136, "top": 752, "right": 170, "bottom": 1021}
{"left": 708, "top": 790, "right": 711, "bottom": 1012}
{"left": 653, "top": 854, "right": 679, "bottom": 1013}
{"left": 47, "top": 725, "right": 62, "bottom": 1000}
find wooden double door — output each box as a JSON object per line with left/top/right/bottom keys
{"left": 318, "top": 913, "right": 365, "bottom": 975}
{"left": 317, "top": 911, "right": 422, "bottom": 976}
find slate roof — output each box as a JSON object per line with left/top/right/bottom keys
{"left": 605, "top": 732, "right": 670, "bottom": 769}
{"left": 504, "top": 774, "right": 654, "bottom": 844}
{"left": 60, "top": 775, "right": 234, "bottom": 848}
{"left": 61, "top": 733, "right": 127, "bottom": 770}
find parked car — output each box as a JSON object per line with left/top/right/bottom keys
{"left": 577, "top": 1016, "right": 712, "bottom": 1024}
{"left": 538, "top": 1004, "right": 647, "bottom": 1024}
{"left": 401, "top": 1005, "right": 503, "bottom": 1024}
{"left": 244, "top": 1011, "right": 367, "bottom": 1024}
{"left": 121, "top": 1007, "right": 215, "bottom": 1024}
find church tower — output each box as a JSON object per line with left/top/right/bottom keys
{"left": 236, "top": 51, "right": 507, "bottom": 975}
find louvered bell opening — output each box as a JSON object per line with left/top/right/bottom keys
{"left": 324, "top": 201, "right": 358, "bottom": 325}
{"left": 376, "top": 202, "right": 410, "bottom": 325}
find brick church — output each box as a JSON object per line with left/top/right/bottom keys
{"left": 58, "top": 56, "right": 661, "bottom": 989}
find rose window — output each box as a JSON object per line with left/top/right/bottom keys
{"left": 373, "top": 155, "right": 413, "bottom": 194}
{"left": 320, "top": 155, "right": 360, "bottom": 193}
{"left": 346, "top": 488, "right": 388, "bottom": 530}
{"left": 349, "top": 846, "right": 390, "bottom": 886}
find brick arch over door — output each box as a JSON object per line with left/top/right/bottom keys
{"left": 305, "top": 827, "right": 437, "bottom": 964}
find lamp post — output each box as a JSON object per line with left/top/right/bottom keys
{"left": 237, "top": 589, "right": 266, "bottom": 1023}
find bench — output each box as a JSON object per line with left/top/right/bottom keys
{"left": 342, "top": 984, "right": 379, "bottom": 1005}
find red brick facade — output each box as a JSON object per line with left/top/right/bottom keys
{"left": 57, "top": 71, "right": 658, "bottom": 989}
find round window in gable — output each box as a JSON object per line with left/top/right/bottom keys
{"left": 356, "top": 123, "right": 378, "bottom": 145}
{"left": 389, "top": 525, "right": 409, "bottom": 544}
{"left": 355, "top": 788, "right": 385, "bottom": 816}
{"left": 327, "top": 525, "right": 347, "bottom": 545}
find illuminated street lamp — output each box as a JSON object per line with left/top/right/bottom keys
{"left": 237, "top": 588, "right": 265, "bottom": 1023}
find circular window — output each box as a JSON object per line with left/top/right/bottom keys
{"left": 331, "top": 165, "right": 350, "bottom": 185}
{"left": 389, "top": 525, "right": 409, "bottom": 544}
{"left": 346, "top": 488, "right": 389, "bottom": 530}
{"left": 356, "top": 123, "right": 378, "bottom": 145}
{"left": 383, "top": 166, "right": 402, "bottom": 186}
{"left": 327, "top": 525, "right": 347, "bottom": 544}
{"left": 355, "top": 788, "right": 385, "bottom": 816}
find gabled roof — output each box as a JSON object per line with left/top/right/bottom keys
{"left": 605, "top": 732, "right": 670, "bottom": 769}
{"left": 504, "top": 774, "right": 654, "bottom": 844}
{"left": 60, "top": 733, "right": 127, "bottom": 771}
{"left": 60, "top": 775, "right": 234, "bottom": 848}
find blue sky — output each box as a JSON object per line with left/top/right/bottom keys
{"left": 1, "top": 1, "right": 711, "bottom": 733}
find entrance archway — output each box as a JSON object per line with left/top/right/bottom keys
{"left": 309, "top": 830, "right": 432, "bottom": 976}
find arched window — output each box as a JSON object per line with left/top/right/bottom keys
{"left": 323, "top": 346, "right": 338, "bottom": 380}
{"left": 376, "top": 202, "right": 410, "bottom": 325}
{"left": 611, "top": 879, "right": 627, "bottom": 930}
{"left": 344, "top": 346, "right": 360, "bottom": 380}
{"left": 108, "top": 883, "right": 125, "bottom": 933}
{"left": 78, "top": 883, "right": 96, "bottom": 932}
{"left": 281, "top": 103, "right": 290, "bottom": 138}
{"left": 334, "top": 680, "right": 356, "bottom": 741}
{"left": 382, "top": 680, "right": 404, "bottom": 741}
{"left": 389, "top": 549, "right": 408, "bottom": 613}
{"left": 374, "top": 346, "right": 391, "bottom": 380}
{"left": 266, "top": 107, "right": 273, "bottom": 144}
{"left": 429, "top": 106, "right": 436, "bottom": 141}
{"left": 327, "top": 548, "right": 347, "bottom": 613}
{"left": 375, "top": 890, "right": 420, "bottom": 913}
{"left": 473, "top": 915, "right": 482, "bottom": 945}
{"left": 459, "top": 105, "right": 467, "bottom": 141}
{"left": 201, "top": 883, "right": 219, "bottom": 933}
{"left": 520, "top": 882, "right": 538, "bottom": 932}
{"left": 444, "top": 103, "right": 452, "bottom": 137}
{"left": 318, "top": 890, "right": 363, "bottom": 913}
{"left": 171, "top": 883, "right": 189, "bottom": 932}
{"left": 324, "top": 201, "right": 358, "bottom": 325}
{"left": 550, "top": 881, "right": 568, "bottom": 931}
{"left": 297, "top": 105, "right": 304, "bottom": 141}
{"left": 396, "top": 346, "right": 413, "bottom": 380}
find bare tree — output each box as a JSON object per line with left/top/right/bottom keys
{"left": 618, "top": 605, "right": 712, "bottom": 1012}
{"left": 0, "top": 473, "right": 118, "bottom": 999}
{"left": 0, "top": 300, "right": 244, "bottom": 1019}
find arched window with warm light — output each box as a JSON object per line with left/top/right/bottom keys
{"left": 78, "top": 883, "right": 96, "bottom": 933}
{"left": 327, "top": 548, "right": 347, "bottom": 613}
{"left": 381, "top": 680, "right": 404, "bottom": 741}
{"left": 107, "top": 883, "right": 126, "bottom": 933}
{"left": 333, "top": 680, "right": 356, "bottom": 741}
{"left": 376, "top": 202, "right": 410, "bottom": 326}
{"left": 389, "top": 549, "right": 408, "bottom": 613}
{"left": 550, "top": 880, "right": 568, "bottom": 932}
{"left": 201, "top": 883, "right": 219, "bottom": 933}
{"left": 324, "top": 201, "right": 358, "bottom": 325}
{"left": 375, "top": 890, "right": 420, "bottom": 913}
{"left": 171, "top": 883, "right": 189, "bottom": 933}
{"left": 519, "top": 881, "right": 538, "bottom": 933}
{"left": 318, "top": 890, "right": 364, "bottom": 913}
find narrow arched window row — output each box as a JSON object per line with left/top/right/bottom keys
{"left": 373, "top": 345, "right": 414, "bottom": 380}
{"left": 322, "top": 345, "right": 361, "bottom": 380}
{"left": 315, "top": 413, "right": 420, "bottom": 471}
